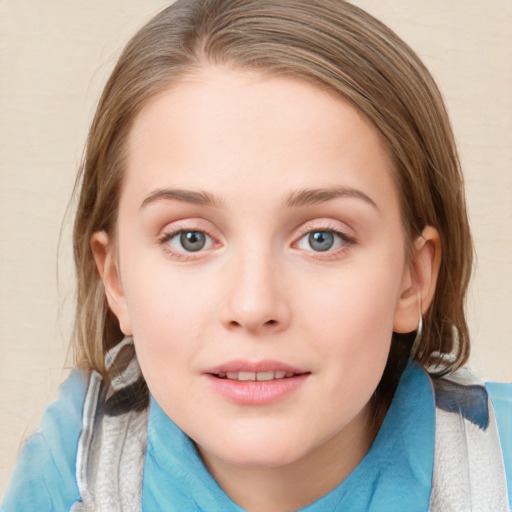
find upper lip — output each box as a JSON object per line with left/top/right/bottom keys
{"left": 204, "top": 359, "right": 308, "bottom": 375}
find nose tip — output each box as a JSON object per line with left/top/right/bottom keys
{"left": 220, "top": 259, "right": 290, "bottom": 335}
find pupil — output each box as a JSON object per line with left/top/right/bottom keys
{"left": 180, "top": 231, "right": 206, "bottom": 252}
{"left": 309, "top": 231, "right": 334, "bottom": 252}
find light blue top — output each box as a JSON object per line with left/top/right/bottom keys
{"left": 487, "top": 381, "right": 512, "bottom": 501}
{"left": 2, "top": 363, "right": 511, "bottom": 511}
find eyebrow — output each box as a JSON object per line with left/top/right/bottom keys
{"left": 140, "top": 188, "right": 222, "bottom": 209}
{"left": 286, "top": 187, "right": 379, "bottom": 210}
{"left": 140, "top": 186, "right": 378, "bottom": 211}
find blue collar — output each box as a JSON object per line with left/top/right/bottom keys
{"left": 143, "top": 361, "right": 435, "bottom": 511}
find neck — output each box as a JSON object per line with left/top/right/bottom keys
{"left": 198, "top": 403, "right": 376, "bottom": 512}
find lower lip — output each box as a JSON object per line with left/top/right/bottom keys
{"left": 205, "top": 374, "right": 309, "bottom": 405}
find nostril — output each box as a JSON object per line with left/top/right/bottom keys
{"left": 223, "top": 315, "right": 282, "bottom": 332}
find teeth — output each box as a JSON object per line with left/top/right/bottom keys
{"left": 219, "top": 371, "right": 295, "bottom": 381}
{"left": 256, "top": 371, "right": 274, "bottom": 381}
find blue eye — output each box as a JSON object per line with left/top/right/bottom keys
{"left": 297, "top": 230, "right": 350, "bottom": 253}
{"left": 181, "top": 231, "right": 206, "bottom": 251}
{"left": 167, "top": 230, "right": 213, "bottom": 253}
{"left": 308, "top": 231, "right": 334, "bottom": 252}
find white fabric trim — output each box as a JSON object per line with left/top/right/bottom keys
{"left": 429, "top": 370, "right": 510, "bottom": 511}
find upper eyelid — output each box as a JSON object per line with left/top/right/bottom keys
{"left": 295, "top": 219, "right": 354, "bottom": 236}
{"left": 297, "top": 225, "right": 344, "bottom": 235}
{"left": 159, "top": 218, "right": 219, "bottom": 236}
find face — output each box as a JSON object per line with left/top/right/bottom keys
{"left": 99, "top": 67, "right": 415, "bottom": 472}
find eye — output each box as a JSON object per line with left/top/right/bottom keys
{"left": 296, "top": 229, "right": 352, "bottom": 253}
{"left": 163, "top": 230, "right": 214, "bottom": 253}
{"left": 307, "top": 231, "right": 335, "bottom": 252}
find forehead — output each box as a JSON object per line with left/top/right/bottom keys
{"left": 123, "top": 66, "right": 399, "bottom": 216}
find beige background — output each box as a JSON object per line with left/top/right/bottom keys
{"left": 1, "top": 0, "right": 511, "bottom": 498}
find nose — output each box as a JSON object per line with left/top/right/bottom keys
{"left": 220, "top": 249, "right": 291, "bottom": 335}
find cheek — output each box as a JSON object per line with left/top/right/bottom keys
{"left": 118, "top": 261, "right": 211, "bottom": 381}
{"left": 299, "top": 271, "right": 401, "bottom": 420}
{"left": 120, "top": 260, "right": 230, "bottom": 409}
{"left": 122, "top": 250, "right": 215, "bottom": 333}
{"left": 296, "top": 251, "right": 405, "bottom": 377}
{"left": 304, "top": 268, "right": 401, "bottom": 338}
{"left": 124, "top": 271, "right": 209, "bottom": 413}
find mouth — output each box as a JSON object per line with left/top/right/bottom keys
{"left": 205, "top": 359, "right": 308, "bottom": 381}
{"left": 213, "top": 370, "right": 299, "bottom": 381}
{"left": 204, "top": 360, "right": 310, "bottom": 405}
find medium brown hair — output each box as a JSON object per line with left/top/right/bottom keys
{"left": 73, "top": 0, "right": 473, "bottom": 386}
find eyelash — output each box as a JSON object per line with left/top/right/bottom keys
{"left": 295, "top": 224, "right": 356, "bottom": 259}
{"left": 157, "top": 223, "right": 356, "bottom": 261}
{"left": 158, "top": 228, "right": 217, "bottom": 261}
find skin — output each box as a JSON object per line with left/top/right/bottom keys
{"left": 92, "top": 66, "right": 440, "bottom": 512}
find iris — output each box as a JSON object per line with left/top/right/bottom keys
{"left": 180, "top": 231, "right": 206, "bottom": 252}
{"left": 309, "top": 231, "right": 334, "bottom": 252}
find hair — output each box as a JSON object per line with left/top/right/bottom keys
{"left": 72, "top": 0, "right": 473, "bottom": 405}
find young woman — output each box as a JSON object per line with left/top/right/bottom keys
{"left": 3, "top": 1, "right": 511, "bottom": 511}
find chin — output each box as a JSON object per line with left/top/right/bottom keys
{"left": 197, "top": 431, "right": 314, "bottom": 470}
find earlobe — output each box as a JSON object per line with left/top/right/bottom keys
{"left": 90, "top": 231, "right": 133, "bottom": 336}
{"left": 393, "top": 226, "right": 442, "bottom": 333}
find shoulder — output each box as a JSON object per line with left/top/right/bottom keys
{"left": 1, "top": 369, "right": 88, "bottom": 512}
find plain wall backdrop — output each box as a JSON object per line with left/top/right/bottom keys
{"left": 1, "top": 0, "right": 511, "bottom": 497}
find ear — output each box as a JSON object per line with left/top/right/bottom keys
{"left": 90, "top": 231, "right": 133, "bottom": 336}
{"left": 393, "top": 226, "right": 442, "bottom": 333}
